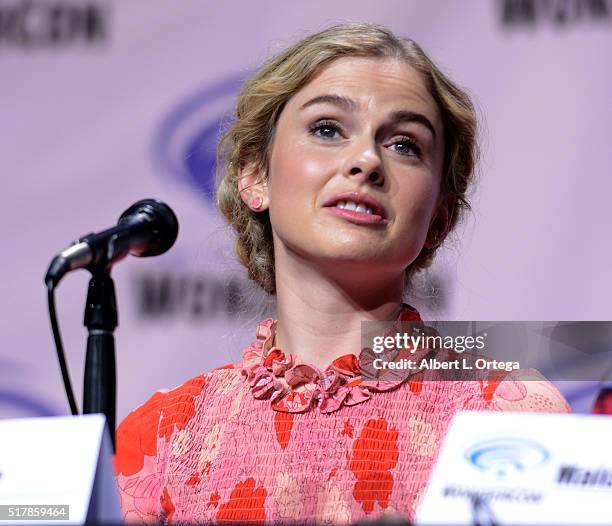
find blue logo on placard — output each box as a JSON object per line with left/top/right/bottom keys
{"left": 465, "top": 437, "right": 550, "bottom": 477}
{"left": 153, "top": 73, "right": 249, "bottom": 202}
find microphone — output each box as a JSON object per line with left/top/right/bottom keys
{"left": 45, "top": 199, "right": 179, "bottom": 287}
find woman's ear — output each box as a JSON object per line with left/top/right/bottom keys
{"left": 237, "top": 162, "right": 269, "bottom": 212}
{"left": 424, "top": 194, "right": 456, "bottom": 250}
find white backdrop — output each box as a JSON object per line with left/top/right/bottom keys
{"left": 1, "top": 0, "right": 611, "bottom": 420}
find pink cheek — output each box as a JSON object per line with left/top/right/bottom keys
{"left": 272, "top": 150, "right": 321, "bottom": 187}
{"left": 301, "top": 155, "right": 334, "bottom": 182}
{"left": 400, "top": 183, "right": 438, "bottom": 214}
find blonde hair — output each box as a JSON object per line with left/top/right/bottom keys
{"left": 216, "top": 23, "right": 478, "bottom": 295}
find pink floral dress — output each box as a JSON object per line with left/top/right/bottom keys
{"left": 114, "top": 305, "right": 570, "bottom": 524}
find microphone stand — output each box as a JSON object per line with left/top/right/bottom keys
{"left": 83, "top": 266, "right": 117, "bottom": 451}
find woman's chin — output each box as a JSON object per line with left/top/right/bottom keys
{"left": 312, "top": 250, "right": 408, "bottom": 274}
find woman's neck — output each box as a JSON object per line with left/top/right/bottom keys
{"left": 272, "top": 245, "right": 404, "bottom": 370}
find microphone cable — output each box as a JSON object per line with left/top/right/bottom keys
{"left": 46, "top": 279, "right": 79, "bottom": 415}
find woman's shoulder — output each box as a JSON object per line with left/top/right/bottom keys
{"left": 483, "top": 366, "right": 572, "bottom": 413}
{"left": 430, "top": 365, "right": 571, "bottom": 414}
{"left": 386, "top": 342, "right": 571, "bottom": 415}
{"left": 117, "top": 361, "right": 243, "bottom": 421}
{"left": 113, "top": 363, "right": 242, "bottom": 521}
{"left": 115, "top": 361, "right": 242, "bottom": 478}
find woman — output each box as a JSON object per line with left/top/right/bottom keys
{"left": 115, "top": 23, "right": 569, "bottom": 524}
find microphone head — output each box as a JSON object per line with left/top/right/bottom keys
{"left": 118, "top": 199, "right": 179, "bottom": 257}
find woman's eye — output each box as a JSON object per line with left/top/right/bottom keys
{"left": 309, "top": 120, "right": 341, "bottom": 140}
{"left": 391, "top": 137, "right": 422, "bottom": 158}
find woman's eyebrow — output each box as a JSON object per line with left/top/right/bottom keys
{"left": 299, "top": 94, "right": 357, "bottom": 112}
{"left": 388, "top": 110, "right": 437, "bottom": 139}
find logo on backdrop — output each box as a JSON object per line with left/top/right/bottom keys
{"left": 0, "top": 0, "right": 108, "bottom": 48}
{"left": 465, "top": 437, "right": 550, "bottom": 477}
{"left": 500, "top": 0, "right": 612, "bottom": 27}
{"left": 154, "top": 74, "right": 248, "bottom": 203}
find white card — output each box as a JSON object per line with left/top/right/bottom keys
{"left": 0, "top": 414, "right": 121, "bottom": 524}
{"left": 417, "top": 411, "right": 612, "bottom": 525}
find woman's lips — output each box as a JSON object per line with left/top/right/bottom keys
{"left": 323, "top": 191, "right": 388, "bottom": 219}
{"left": 324, "top": 206, "right": 388, "bottom": 225}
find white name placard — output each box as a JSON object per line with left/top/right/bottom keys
{"left": 417, "top": 411, "right": 612, "bottom": 525}
{"left": 0, "top": 414, "right": 121, "bottom": 524}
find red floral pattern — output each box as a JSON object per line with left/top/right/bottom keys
{"left": 216, "top": 478, "right": 267, "bottom": 523}
{"left": 274, "top": 411, "right": 294, "bottom": 450}
{"left": 350, "top": 419, "right": 399, "bottom": 514}
{"left": 160, "top": 487, "right": 175, "bottom": 523}
{"left": 158, "top": 375, "right": 207, "bottom": 442}
{"left": 115, "top": 391, "right": 165, "bottom": 477}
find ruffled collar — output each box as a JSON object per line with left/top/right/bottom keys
{"left": 240, "top": 304, "right": 422, "bottom": 414}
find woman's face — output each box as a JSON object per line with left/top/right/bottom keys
{"left": 254, "top": 57, "right": 446, "bottom": 280}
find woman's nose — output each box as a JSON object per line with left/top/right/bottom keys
{"left": 343, "top": 138, "right": 384, "bottom": 186}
